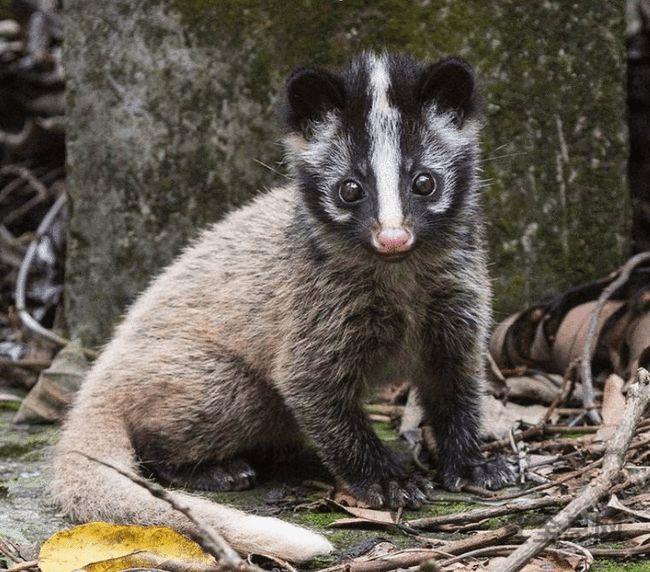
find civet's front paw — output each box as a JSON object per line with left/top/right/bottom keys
{"left": 350, "top": 473, "right": 436, "bottom": 510}
{"left": 468, "top": 456, "right": 515, "bottom": 490}
{"left": 440, "top": 455, "right": 514, "bottom": 492}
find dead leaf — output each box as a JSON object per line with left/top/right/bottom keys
{"left": 553, "top": 301, "right": 624, "bottom": 374}
{"left": 627, "top": 313, "right": 650, "bottom": 375}
{"left": 333, "top": 489, "right": 371, "bottom": 508}
{"left": 504, "top": 374, "right": 582, "bottom": 406}
{"left": 331, "top": 502, "right": 395, "bottom": 524}
{"left": 327, "top": 500, "right": 396, "bottom": 528}
{"left": 38, "top": 522, "right": 215, "bottom": 572}
{"left": 594, "top": 374, "right": 626, "bottom": 442}
{"left": 399, "top": 387, "right": 423, "bottom": 436}
{"left": 482, "top": 395, "right": 552, "bottom": 440}
{"left": 82, "top": 550, "right": 215, "bottom": 572}
{"left": 631, "top": 533, "right": 650, "bottom": 546}
{"left": 608, "top": 494, "right": 650, "bottom": 521}
{"left": 14, "top": 340, "right": 89, "bottom": 424}
{"left": 248, "top": 552, "right": 297, "bottom": 572}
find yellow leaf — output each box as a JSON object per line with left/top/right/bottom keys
{"left": 39, "top": 522, "right": 215, "bottom": 572}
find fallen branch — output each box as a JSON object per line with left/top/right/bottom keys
{"left": 318, "top": 525, "right": 518, "bottom": 572}
{"left": 405, "top": 495, "right": 572, "bottom": 531}
{"left": 481, "top": 423, "right": 597, "bottom": 453}
{"left": 73, "top": 452, "right": 252, "bottom": 571}
{"left": 436, "top": 544, "right": 594, "bottom": 567}
{"left": 0, "top": 357, "right": 51, "bottom": 371}
{"left": 588, "top": 544, "right": 650, "bottom": 558}
{"left": 6, "top": 561, "right": 39, "bottom": 572}
{"left": 14, "top": 193, "right": 68, "bottom": 348}
{"left": 520, "top": 521, "right": 650, "bottom": 541}
{"left": 13, "top": 193, "right": 98, "bottom": 359}
{"left": 581, "top": 253, "right": 650, "bottom": 424}
{"left": 495, "top": 367, "right": 650, "bottom": 572}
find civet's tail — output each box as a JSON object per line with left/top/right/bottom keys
{"left": 50, "top": 408, "right": 333, "bottom": 562}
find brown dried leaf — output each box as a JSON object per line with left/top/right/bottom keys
{"left": 504, "top": 374, "right": 582, "bottom": 406}
{"left": 608, "top": 494, "right": 650, "bottom": 521}
{"left": 594, "top": 374, "right": 626, "bottom": 442}
{"left": 333, "top": 505, "right": 395, "bottom": 524}
{"left": 553, "top": 301, "right": 624, "bottom": 374}
{"left": 13, "top": 340, "right": 89, "bottom": 424}
{"left": 631, "top": 533, "right": 650, "bottom": 546}
{"left": 481, "top": 395, "right": 552, "bottom": 440}
{"left": 328, "top": 500, "right": 395, "bottom": 528}
{"left": 627, "top": 313, "right": 650, "bottom": 375}
{"left": 332, "top": 489, "right": 371, "bottom": 508}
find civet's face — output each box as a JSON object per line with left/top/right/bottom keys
{"left": 284, "top": 52, "right": 482, "bottom": 261}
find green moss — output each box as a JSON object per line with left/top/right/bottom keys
{"left": 408, "top": 501, "right": 472, "bottom": 519}
{"left": 292, "top": 510, "right": 344, "bottom": 528}
{"left": 372, "top": 420, "right": 398, "bottom": 442}
{"left": 0, "top": 401, "right": 21, "bottom": 412}
{"left": 0, "top": 431, "right": 55, "bottom": 459}
{"left": 593, "top": 561, "right": 650, "bottom": 572}
{"left": 0, "top": 0, "right": 12, "bottom": 16}
{"left": 560, "top": 430, "right": 589, "bottom": 439}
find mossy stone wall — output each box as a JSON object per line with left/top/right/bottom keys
{"left": 65, "top": 0, "right": 629, "bottom": 346}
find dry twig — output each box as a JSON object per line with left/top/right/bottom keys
{"left": 405, "top": 495, "right": 572, "bottom": 531}
{"left": 6, "top": 561, "right": 38, "bottom": 572}
{"left": 318, "top": 526, "right": 518, "bottom": 572}
{"left": 73, "top": 452, "right": 253, "bottom": 571}
{"left": 13, "top": 192, "right": 98, "bottom": 359}
{"left": 495, "top": 367, "right": 650, "bottom": 572}
{"left": 580, "top": 253, "right": 650, "bottom": 424}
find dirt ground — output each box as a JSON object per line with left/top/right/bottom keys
{"left": 1, "top": 409, "right": 646, "bottom": 571}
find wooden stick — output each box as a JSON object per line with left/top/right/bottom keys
{"left": 588, "top": 544, "right": 650, "bottom": 558}
{"left": 481, "top": 423, "right": 598, "bottom": 453}
{"left": 520, "top": 521, "right": 650, "bottom": 541}
{"left": 580, "top": 253, "right": 650, "bottom": 424}
{"left": 0, "top": 357, "right": 51, "bottom": 371}
{"left": 542, "top": 360, "right": 578, "bottom": 424}
{"left": 6, "top": 560, "right": 38, "bottom": 572}
{"left": 483, "top": 361, "right": 579, "bottom": 454}
{"left": 495, "top": 367, "right": 650, "bottom": 572}
{"left": 405, "top": 495, "right": 572, "bottom": 531}
{"left": 13, "top": 193, "right": 98, "bottom": 359}
{"left": 73, "top": 452, "right": 251, "bottom": 571}
{"left": 317, "top": 525, "right": 518, "bottom": 572}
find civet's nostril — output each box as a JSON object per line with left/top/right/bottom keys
{"left": 374, "top": 227, "right": 414, "bottom": 254}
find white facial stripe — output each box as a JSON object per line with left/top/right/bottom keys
{"left": 368, "top": 55, "right": 403, "bottom": 228}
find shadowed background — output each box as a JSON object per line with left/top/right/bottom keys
{"left": 63, "top": 0, "right": 629, "bottom": 346}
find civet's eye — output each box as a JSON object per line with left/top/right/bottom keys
{"left": 339, "top": 180, "right": 364, "bottom": 203}
{"left": 412, "top": 173, "right": 437, "bottom": 196}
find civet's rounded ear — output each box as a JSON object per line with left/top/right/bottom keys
{"left": 285, "top": 67, "right": 345, "bottom": 134}
{"left": 418, "top": 57, "right": 479, "bottom": 127}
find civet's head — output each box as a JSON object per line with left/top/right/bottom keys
{"left": 283, "top": 52, "right": 483, "bottom": 261}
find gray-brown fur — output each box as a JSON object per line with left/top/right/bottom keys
{"left": 51, "top": 52, "right": 513, "bottom": 561}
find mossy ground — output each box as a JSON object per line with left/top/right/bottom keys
{"left": 0, "top": 412, "right": 645, "bottom": 570}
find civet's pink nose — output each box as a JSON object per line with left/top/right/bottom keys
{"left": 373, "top": 227, "right": 414, "bottom": 254}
